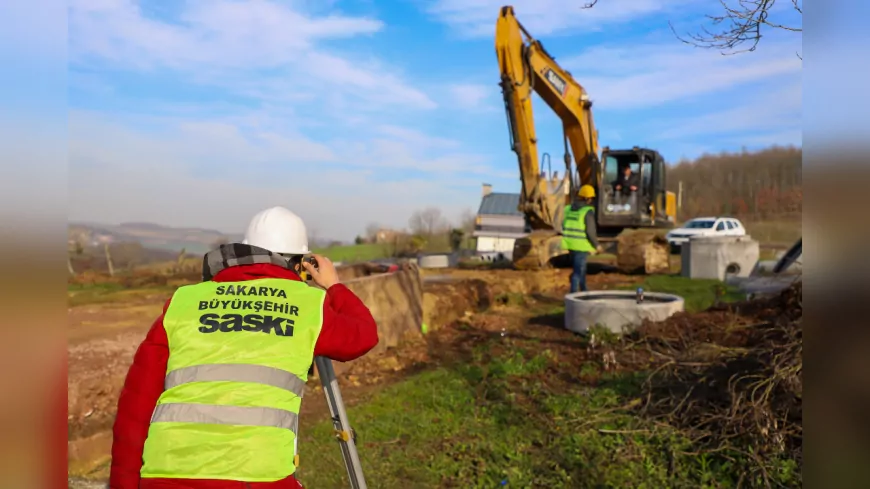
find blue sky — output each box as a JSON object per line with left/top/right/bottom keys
{"left": 61, "top": 0, "right": 803, "bottom": 241}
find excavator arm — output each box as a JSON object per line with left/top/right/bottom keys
{"left": 495, "top": 5, "right": 601, "bottom": 233}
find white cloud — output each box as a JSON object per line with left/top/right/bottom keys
{"left": 426, "top": 0, "right": 692, "bottom": 38}
{"left": 654, "top": 82, "right": 801, "bottom": 141}
{"left": 374, "top": 125, "right": 461, "bottom": 149}
{"left": 560, "top": 40, "right": 802, "bottom": 110}
{"left": 449, "top": 83, "right": 492, "bottom": 108}
{"left": 69, "top": 0, "right": 382, "bottom": 68}
{"left": 68, "top": 0, "right": 435, "bottom": 110}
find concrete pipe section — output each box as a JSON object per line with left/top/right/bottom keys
{"left": 418, "top": 254, "right": 450, "bottom": 269}
{"left": 564, "top": 290, "right": 685, "bottom": 334}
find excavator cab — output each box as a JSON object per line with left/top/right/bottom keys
{"left": 596, "top": 147, "right": 675, "bottom": 237}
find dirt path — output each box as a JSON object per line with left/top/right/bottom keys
{"left": 66, "top": 269, "right": 641, "bottom": 480}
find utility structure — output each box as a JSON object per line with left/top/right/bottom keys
{"left": 495, "top": 6, "right": 677, "bottom": 270}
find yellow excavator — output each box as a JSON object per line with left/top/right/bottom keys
{"left": 495, "top": 5, "right": 677, "bottom": 271}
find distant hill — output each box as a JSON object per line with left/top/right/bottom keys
{"left": 68, "top": 221, "right": 344, "bottom": 256}
{"left": 69, "top": 222, "right": 243, "bottom": 255}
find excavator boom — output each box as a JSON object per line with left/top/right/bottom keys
{"left": 495, "top": 6, "right": 599, "bottom": 234}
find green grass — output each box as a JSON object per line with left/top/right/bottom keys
{"left": 68, "top": 282, "right": 127, "bottom": 307}
{"left": 67, "top": 282, "right": 176, "bottom": 307}
{"left": 312, "top": 243, "right": 391, "bottom": 263}
{"left": 616, "top": 275, "right": 744, "bottom": 313}
{"left": 296, "top": 348, "right": 798, "bottom": 488}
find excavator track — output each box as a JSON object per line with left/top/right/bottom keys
{"left": 512, "top": 228, "right": 670, "bottom": 274}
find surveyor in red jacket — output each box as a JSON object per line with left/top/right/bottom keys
{"left": 109, "top": 206, "right": 379, "bottom": 489}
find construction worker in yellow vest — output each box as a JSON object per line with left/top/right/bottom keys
{"left": 561, "top": 185, "right": 604, "bottom": 293}
{"left": 109, "top": 207, "right": 379, "bottom": 489}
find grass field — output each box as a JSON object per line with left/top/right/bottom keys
{"left": 67, "top": 282, "right": 178, "bottom": 307}
{"left": 312, "top": 243, "right": 391, "bottom": 262}
{"left": 295, "top": 276, "right": 761, "bottom": 488}
{"left": 296, "top": 291, "right": 797, "bottom": 488}
{"left": 617, "top": 274, "right": 744, "bottom": 313}
{"left": 299, "top": 367, "right": 797, "bottom": 488}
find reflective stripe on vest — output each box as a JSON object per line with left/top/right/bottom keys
{"left": 152, "top": 403, "right": 299, "bottom": 431}
{"left": 562, "top": 205, "right": 596, "bottom": 252}
{"left": 164, "top": 363, "right": 307, "bottom": 398}
{"left": 141, "top": 278, "right": 325, "bottom": 483}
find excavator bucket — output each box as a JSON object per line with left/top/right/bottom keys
{"left": 512, "top": 230, "right": 566, "bottom": 270}
{"left": 614, "top": 229, "right": 670, "bottom": 274}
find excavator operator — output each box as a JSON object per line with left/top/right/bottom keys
{"left": 108, "top": 206, "right": 379, "bottom": 489}
{"left": 613, "top": 164, "right": 639, "bottom": 196}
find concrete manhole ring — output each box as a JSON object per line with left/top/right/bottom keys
{"left": 564, "top": 290, "right": 685, "bottom": 334}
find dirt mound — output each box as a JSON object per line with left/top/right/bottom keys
{"left": 628, "top": 282, "right": 803, "bottom": 485}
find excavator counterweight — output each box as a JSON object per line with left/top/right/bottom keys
{"left": 495, "top": 6, "right": 676, "bottom": 272}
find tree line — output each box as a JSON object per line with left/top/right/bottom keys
{"left": 357, "top": 207, "right": 477, "bottom": 256}
{"left": 668, "top": 145, "right": 801, "bottom": 220}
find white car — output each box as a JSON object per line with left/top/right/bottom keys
{"left": 665, "top": 217, "right": 746, "bottom": 250}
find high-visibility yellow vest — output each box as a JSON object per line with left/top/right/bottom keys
{"left": 140, "top": 278, "right": 326, "bottom": 482}
{"left": 561, "top": 205, "right": 596, "bottom": 252}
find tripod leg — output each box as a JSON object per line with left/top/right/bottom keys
{"left": 314, "top": 356, "right": 368, "bottom": 489}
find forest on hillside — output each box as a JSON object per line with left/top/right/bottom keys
{"left": 667, "top": 146, "right": 801, "bottom": 220}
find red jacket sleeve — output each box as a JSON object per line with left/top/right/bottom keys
{"left": 313, "top": 284, "right": 379, "bottom": 362}
{"left": 109, "top": 302, "right": 170, "bottom": 489}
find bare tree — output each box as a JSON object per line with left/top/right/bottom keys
{"left": 308, "top": 227, "right": 320, "bottom": 249}
{"left": 583, "top": 0, "right": 802, "bottom": 56}
{"left": 459, "top": 208, "right": 476, "bottom": 234}
{"left": 409, "top": 207, "right": 448, "bottom": 237}
{"left": 173, "top": 248, "right": 188, "bottom": 274}
{"left": 110, "top": 242, "right": 145, "bottom": 270}
{"left": 364, "top": 222, "right": 380, "bottom": 243}
{"left": 67, "top": 239, "right": 84, "bottom": 276}
{"left": 104, "top": 242, "right": 115, "bottom": 277}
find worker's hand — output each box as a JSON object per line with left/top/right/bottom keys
{"left": 630, "top": 186, "right": 637, "bottom": 191}
{"left": 596, "top": 245, "right": 604, "bottom": 254}
{"left": 303, "top": 254, "right": 340, "bottom": 289}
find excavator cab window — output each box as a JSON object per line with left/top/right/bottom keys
{"left": 603, "top": 155, "right": 619, "bottom": 189}
{"left": 641, "top": 155, "right": 653, "bottom": 193}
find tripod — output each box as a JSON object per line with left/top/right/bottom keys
{"left": 313, "top": 356, "right": 368, "bottom": 489}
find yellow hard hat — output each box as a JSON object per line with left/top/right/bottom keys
{"left": 578, "top": 185, "right": 596, "bottom": 199}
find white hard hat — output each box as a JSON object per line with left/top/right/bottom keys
{"left": 242, "top": 206, "right": 310, "bottom": 255}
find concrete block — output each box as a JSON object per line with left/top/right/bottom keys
{"left": 681, "top": 235, "right": 760, "bottom": 281}
{"left": 419, "top": 254, "right": 450, "bottom": 268}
